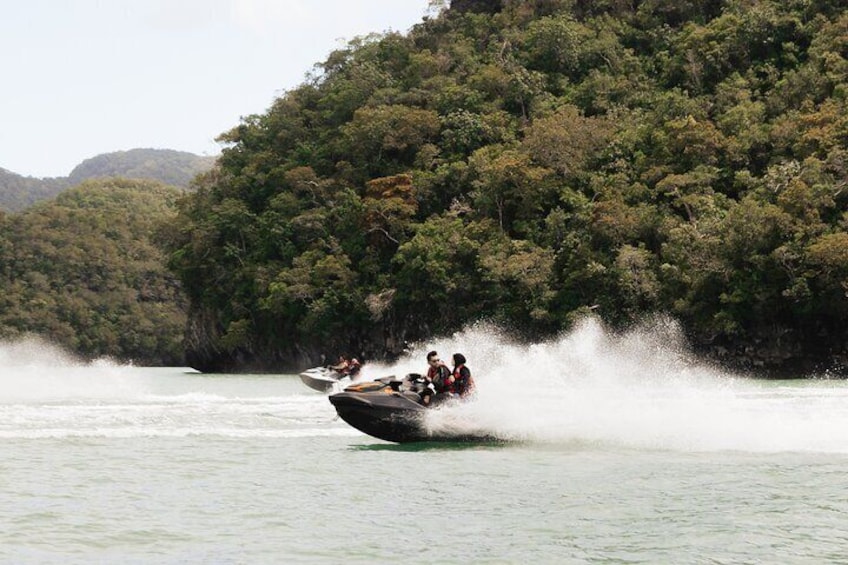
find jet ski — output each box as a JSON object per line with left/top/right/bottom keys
{"left": 329, "top": 374, "right": 495, "bottom": 443}
{"left": 299, "top": 366, "right": 349, "bottom": 393}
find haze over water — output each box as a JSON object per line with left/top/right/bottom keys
{"left": 2, "top": 320, "right": 847, "bottom": 562}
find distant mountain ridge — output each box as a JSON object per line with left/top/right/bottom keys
{"left": 0, "top": 148, "right": 216, "bottom": 212}
{"left": 0, "top": 169, "right": 68, "bottom": 212}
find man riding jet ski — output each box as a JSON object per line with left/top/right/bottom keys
{"left": 299, "top": 355, "right": 363, "bottom": 392}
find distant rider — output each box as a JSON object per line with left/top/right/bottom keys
{"left": 329, "top": 355, "right": 350, "bottom": 376}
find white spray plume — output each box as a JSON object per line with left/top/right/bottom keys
{"left": 369, "top": 317, "right": 848, "bottom": 453}
{"left": 0, "top": 336, "right": 137, "bottom": 402}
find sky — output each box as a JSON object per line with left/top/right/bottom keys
{"left": 1, "top": 0, "right": 433, "bottom": 178}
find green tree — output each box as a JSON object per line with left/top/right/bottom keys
{"left": 0, "top": 179, "right": 186, "bottom": 364}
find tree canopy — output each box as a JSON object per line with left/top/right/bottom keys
{"left": 0, "top": 178, "right": 186, "bottom": 364}
{"left": 162, "top": 0, "right": 848, "bottom": 373}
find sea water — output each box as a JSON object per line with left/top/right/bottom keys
{"left": 2, "top": 320, "right": 848, "bottom": 563}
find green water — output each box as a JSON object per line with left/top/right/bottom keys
{"left": 2, "top": 364, "right": 848, "bottom": 563}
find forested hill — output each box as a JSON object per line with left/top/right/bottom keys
{"left": 0, "top": 168, "right": 70, "bottom": 213}
{"left": 0, "top": 178, "right": 186, "bottom": 365}
{"left": 163, "top": 0, "right": 848, "bottom": 374}
{"left": 0, "top": 149, "right": 214, "bottom": 212}
{"left": 67, "top": 149, "right": 216, "bottom": 188}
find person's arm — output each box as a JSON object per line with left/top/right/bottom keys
{"left": 441, "top": 366, "right": 453, "bottom": 389}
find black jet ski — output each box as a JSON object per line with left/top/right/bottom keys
{"left": 329, "top": 374, "right": 494, "bottom": 443}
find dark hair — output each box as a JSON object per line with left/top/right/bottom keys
{"left": 453, "top": 353, "right": 466, "bottom": 365}
{"left": 427, "top": 350, "right": 439, "bottom": 361}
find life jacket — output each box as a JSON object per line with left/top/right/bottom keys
{"left": 453, "top": 365, "right": 475, "bottom": 397}
{"left": 427, "top": 363, "right": 452, "bottom": 393}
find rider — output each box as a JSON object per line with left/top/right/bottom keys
{"left": 329, "top": 355, "right": 350, "bottom": 376}
{"left": 451, "top": 353, "right": 475, "bottom": 399}
{"left": 422, "top": 350, "right": 452, "bottom": 405}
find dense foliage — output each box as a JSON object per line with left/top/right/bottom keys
{"left": 0, "top": 168, "right": 70, "bottom": 212}
{"left": 0, "top": 149, "right": 213, "bottom": 212}
{"left": 0, "top": 179, "right": 186, "bottom": 364}
{"left": 164, "top": 0, "right": 848, "bottom": 372}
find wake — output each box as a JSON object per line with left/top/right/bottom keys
{"left": 0, "top": 336, "right": 144, "bottom": 402}
{"left": 4, "top": 321, "right": 848, "bottom": 452}
{"left": 374, "top": 317, "right": 848, "bottom": 453}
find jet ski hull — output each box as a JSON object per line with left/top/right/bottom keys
{"left": 329, "top": 391, "right": 428, "bottom": 443}
{"left": 299, "top": 367, "right": 347, "bottom": 393}
{"left": 329, "top": 377, "right": 498, "bottom": 443}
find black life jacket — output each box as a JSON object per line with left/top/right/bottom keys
{"left": 428, "top": 363, "right": 451, "bottom": 391}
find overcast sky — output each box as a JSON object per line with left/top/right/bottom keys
{"left": 1, "top": 0, "right": 432, "bottom": 178}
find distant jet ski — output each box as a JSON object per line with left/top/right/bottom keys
{"left": 299, "top": 367, "right": 349, "bottom": 393}
{"left": 329, "top": 374, "right": 495, "bottom": 443}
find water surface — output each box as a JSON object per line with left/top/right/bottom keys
{"left": 2, "top": 324, "right": 847, "bottom": 563}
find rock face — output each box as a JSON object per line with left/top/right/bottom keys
{"left": 696, "top": 330, "right": 848, "bottom": 378}
{"left": 183, "top": 304, "right": 848, "bottom": 376}
{"left": 182, "top": 302, "right": 418, "bottom": 373}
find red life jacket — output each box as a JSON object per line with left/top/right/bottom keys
{"left": 453, "top": 365, "right": 475, "bottom": 397}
